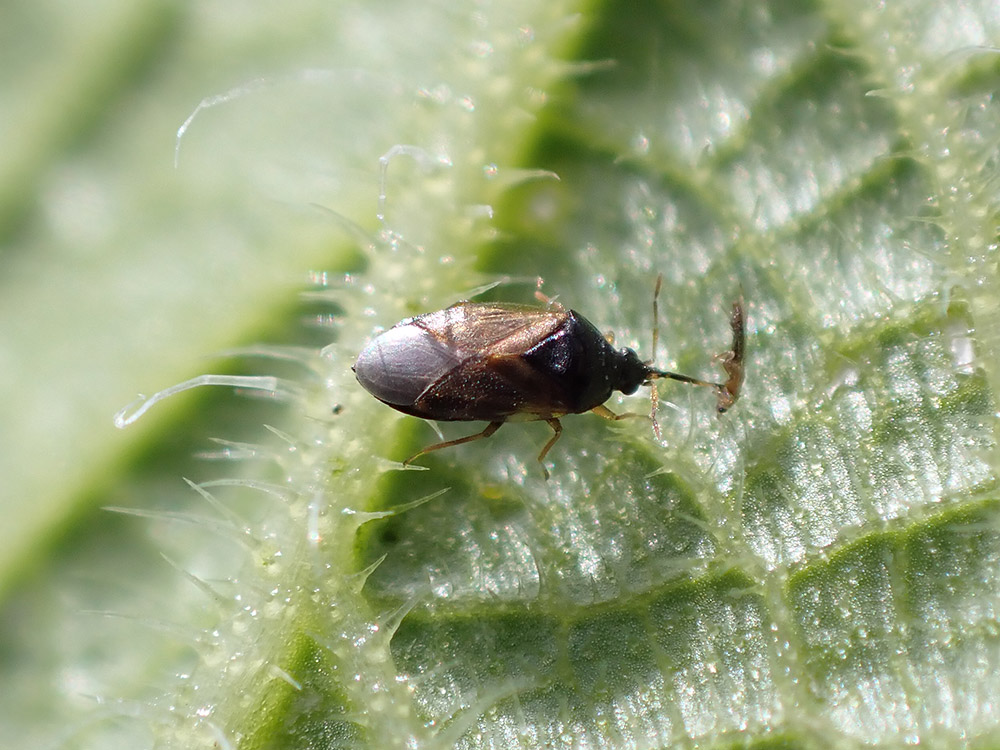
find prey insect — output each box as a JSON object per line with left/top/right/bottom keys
{"left": 353, "top": 277, "right": 745, "bottom": 478}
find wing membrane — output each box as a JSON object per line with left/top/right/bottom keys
{"left": 396, "top": 302, "right": 574, "bottom": 421}
{"left": 413, "top": 352, "right": 573, "bottom": 421}
{"left": 413, "top": 303, "right": 564, "bottom": 358}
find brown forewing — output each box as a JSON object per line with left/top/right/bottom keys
{"left": 414, "top": 303, "right": 565, "bottom": 357}
{"left": 412, "top": 353, "right": 572, "bottom": 421}
{"left": 407, "top": 303, "right": 572, "bottom": 422}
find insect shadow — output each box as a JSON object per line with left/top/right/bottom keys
{"left": 354, "top": 277, "right": 745, "bottom": 479}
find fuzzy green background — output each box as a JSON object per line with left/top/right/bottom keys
{"left": 2, "top": 1, "right": 1000, "bottom": 748}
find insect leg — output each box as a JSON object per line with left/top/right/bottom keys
{"left": 590, "top": 402, "right": 655, "bottom": 437}
{"left": 403, "top": 421, "right": 503, "bottom": 467}
{"left": 534, "top": 277, "right": 564, "bottom": 309}
{"left": 535, "top": 418, "right": 563, "bottom": 480}
{"left": 590, "top": 404, "right": 646, "bottom": 421}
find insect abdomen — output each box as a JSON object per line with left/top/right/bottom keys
{"left": 353, "top": 321, "right": 463, "bottom": 409}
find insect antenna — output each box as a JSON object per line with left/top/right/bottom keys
{"left": 646, "top": 276, "right": 745, "bottom": 436}
{"left": 651, "top": 273, "right": 663, "bottom": 356}
{"left": 649, "top": 274, "right": 664, "bottom": 439}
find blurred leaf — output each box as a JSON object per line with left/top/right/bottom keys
{"left": 1, "top": 1, "right": 999, "bottom": 749}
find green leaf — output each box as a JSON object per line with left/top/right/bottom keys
{"left": 2, "top": 1, "right": 999, "bottom": 749}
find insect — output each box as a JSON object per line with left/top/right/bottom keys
{"left": 354, "top": 278, "right": 745, "bottom": 478}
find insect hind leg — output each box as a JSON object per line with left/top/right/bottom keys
{"left": 403, "top": 421, "right": 503, "bottom": 467}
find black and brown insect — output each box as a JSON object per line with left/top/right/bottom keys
{"left": 354, "top": 278, "right": 745, "bottom": 478}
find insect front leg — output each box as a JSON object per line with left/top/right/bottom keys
{"left": 591, "top": 402, "right": 661, "bottom": 441}
{"left": 403, "top": 421, "right": 504, "bottom": 468}
{"left": 590, "top": 404, "right": 648, "bottom": 422}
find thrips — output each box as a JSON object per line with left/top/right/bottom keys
{"left": 354, "top": 278, "right": 744, "bottom": 478}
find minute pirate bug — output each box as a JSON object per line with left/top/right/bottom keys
{"left": 353, "top": 277, "right": 745, "bottom": 478}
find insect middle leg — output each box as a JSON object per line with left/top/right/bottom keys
{"left": 535, "top": 418, "right": 563, "bottom": 480}
{"left": 403, "top": 421, "right": 503, "bottom": 467}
